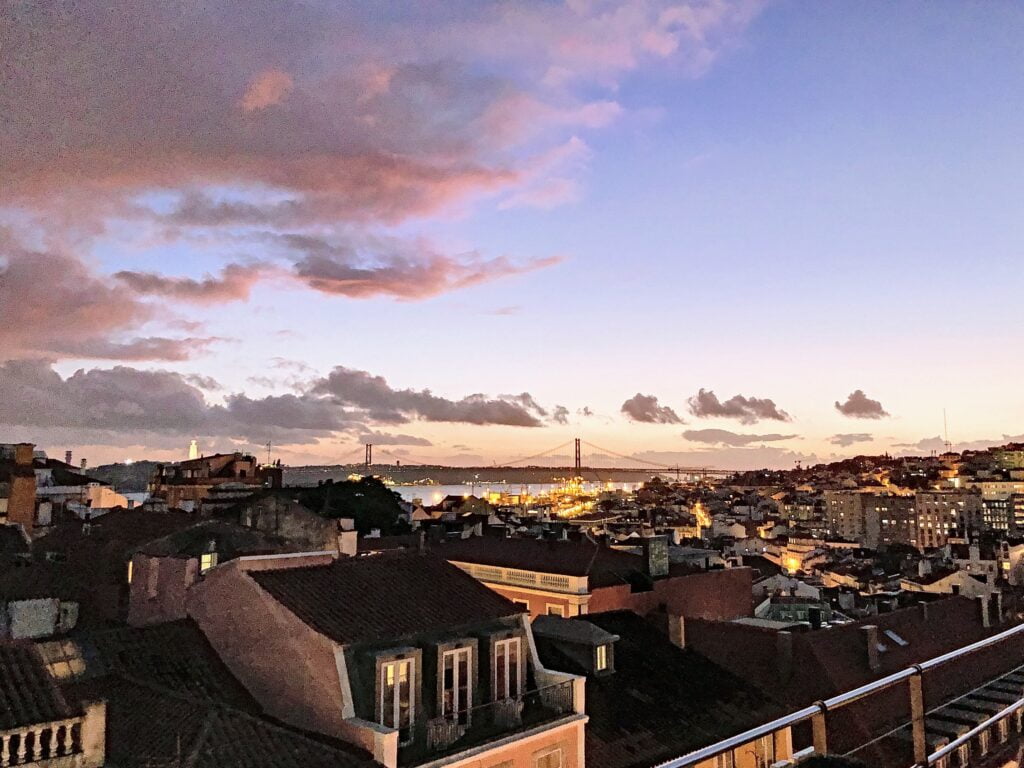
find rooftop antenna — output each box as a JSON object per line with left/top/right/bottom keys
{"left": 943, "top": 409, "right": 952, "bottom": 453}
{"left": 266, "top": 440, "right": 272, "bottom": 465}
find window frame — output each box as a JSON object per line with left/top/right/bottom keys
{"left": 493, "top": 636, "right": 523, "bottom": 702}
{"left": 595, "top": 644, "right": 608, "bottom": 672}
{"left": 545, "top": 603, "right": 566, "bottom": 617}
{"left": 441, "top": 646, "right": 473, "bottom": 725}
{"left": 378, "top": 656, "right": 416, "bottom": 744}
{"left": 533, "top": 746, "right": 563, "bottom": 768}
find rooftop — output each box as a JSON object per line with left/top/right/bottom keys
{"left": 251, "top": 551, "right": 521, "bottom": 645}
{"left": 0, "top": 642, "right": 78, "bottom": 730}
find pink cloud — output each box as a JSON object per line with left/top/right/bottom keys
{"left": 240, "top": 69, "right": 293, "bottom": 111}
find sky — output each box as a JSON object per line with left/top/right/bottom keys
{"left": 2, "top": 0, "right": 1024, "bottom": 469}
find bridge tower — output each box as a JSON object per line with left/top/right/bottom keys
{"left": 574, "top": 438, "right": 582, "bottom": 481}
{"left": 364, "top": 443, "right": 373, "bottom": 471}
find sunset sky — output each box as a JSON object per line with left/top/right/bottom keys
{"left": 3, "top": 1, "right": 1024, "bottom": 468}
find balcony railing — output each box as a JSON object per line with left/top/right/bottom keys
{"left": 0, "top": 717, "right": 83, "bottom": 767}
{"left": 652, "top": 619, "right": 1024, "bottom": 768}
{"left": 403, "top": 681, "right": 576, "bottom": 765}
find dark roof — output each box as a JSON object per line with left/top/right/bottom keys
{"left": 357, "top": 533, "right": 422, "bottom": 553}
{"left": 537, "top": 611, "right": 784, "bottom": 768}
{"left": 0, "top": 642, "right": 78, "bottom": 729}
{"left": 251, "top": 552, "right": 520, "bottom": 645}
{"left": 532, "top": 615, "right": 619, "bottom": 647}
{"left": 0, "top": 558, "right": 81, "bottom": 601}
{"left": 0, "top": 525, "right": 30, "bottom": 555}
{"left": 36, "top": 508, "right": 200, "bottom": 557}
{"left": 137, "top": 520, "right": 290, "bottom": 559}
{"left": 66, "top": 675, "right": 378, "bottom": 768}
{"left": 70, "top": 619, "right": 260, "bottom": 710}
{"left": 436, "top": 536, "right": 652, "bottom": 588}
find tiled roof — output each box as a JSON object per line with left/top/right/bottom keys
{"left": 537, "top": 610, "right": 784, "bottom": 768}
{"left": 436, "top": 536, "right": 651, "bottom": 588}
{"left": 137, "top": 520, "right": 290, "bottom": 558}
{"left": 66, "top": 675, "right": 378, "bottom": 768}
{"left": 72, "top": 620, "right": 260, "bottom": 710}
{"left": 251, "top": 552, "right": 519, "bottom": 645}
{"left": 0, "top": 643, "right": 78, "bottom": 730}
{"left": 0, "top": 525, "right": 30, "bottom": 556}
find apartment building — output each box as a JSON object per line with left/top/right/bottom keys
{"left": 148, "top": 452, "right": 283, "bottom": 509}
{"left": 186, "top": 550, "right": 587, "bottom": 768}
{"left": 916, "top": 490, "right": 984, "bottom": 549}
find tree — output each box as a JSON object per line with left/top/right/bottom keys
{"left": 297, "top": 476, "right": 409, "bottom": 535}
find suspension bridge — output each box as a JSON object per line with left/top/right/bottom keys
{"left": 332, "top": 438, "right": 736, "bottom": 480}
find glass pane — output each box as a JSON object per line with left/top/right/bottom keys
{"left": 508, "top": 640, "right": 520, "bottom": 697}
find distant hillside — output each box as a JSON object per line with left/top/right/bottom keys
{"left": 88, "top": 461, "right": 159, "bottom": 492}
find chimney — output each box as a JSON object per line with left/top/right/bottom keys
{"left": 977, "top": 595, "right": 991, "bottom": 629}
{"left": 65, "top": 450, "right": 73, "bottom": 466}
{"left": 777, "top": 631, "right": 794, "bottom": 683}
{"left": 14, "top": 442, "right": 34, "bottom": 466}
{"left": 808, "top": 606, "right": 822, "bottom": 630}
{"left": 668, "top": 614, "right": 685, "bottom": 649}
{"left": 80, "top": 458, "right": 88, "bottom": 471}
{"left": 336, "top": 518, "right": 357, "bottom": 558}
{"left": 862, "top": 625, "right": 881, "bottom": 672}
{"left": 641, "top": 535, "right": 669, "bottom": 579}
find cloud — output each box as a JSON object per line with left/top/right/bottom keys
{"left": 621, "top": 393, "right": 683, "bottom": 424}
{"left": 240, "top": 69, "right": 293, "bottom": 112}
{"left": 357, "top": 431, "right": 433, "bottom": 447}
{"left": 682, "top": 429, "right": 798, "bottom": 446}
{"left": 893, "top": 434, "right": 1024, "bottom": 454}
{"left": 114, "top": 262, "right": 270, "bottom": 304}
{"left": 312, "top": 367, "right": 547, "bottom": 427}
{"left": 0, "top": 246, "right": 207, "bottom": 362}
{"left": 551, "top": 405, "right": 570, "bottom": 425}
{"left": 184, "top": 374, "right": 223, "bottom": 390}
{"left": 284, "top": 233, "right": 560, "bottom": 300}
{"left": 828, "top": 433, "right": 874, "bottom": 448}
{"left": 578, "top": 406, "right": 595, "bottom": 417}
{"left": 834, "top": 389, "right": 890, "bottom": 419}
{"left": 687, "top": 388, "right": 791, "bottom": 424}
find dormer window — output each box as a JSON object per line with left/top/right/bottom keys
{"left": 380, "top": 657, "right": 415, "bottom": 743}
{"left": 200, "top": 552, "right": 218, "bottom": 573}
{"left": 494, "top": 637, "right": 522, "bottom": 701}
{"left": 441, "top": 647, "right": 472, "bottom": 725}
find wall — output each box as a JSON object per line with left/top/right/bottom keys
{"left": 5, "top": 598, "right": 58, "bottom": 639}
{"left": 588, "top": 567, "right": 753, "bottom": 620}
{"left": 418, "top": 716, "right": 586, "bottom": 768}
{"left": 127, "top": 553, "right": 199, "bottom": 626}
{"left": 185, "top": 559, "right": 352, "bottom": 740}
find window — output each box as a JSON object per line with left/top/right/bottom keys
{"left": 200, "top": 552, "right": 218, "bottom": 573}
{"left": 546, "top": 604, "right": 565, "bottom": 617}
{"left": 494, "top": 638, "right": 522, "bottom": 701}
{"left": 534, "top": 748, "right": 562, "bottom": 768}
{"left": 595, "top": 644, "right": 608, "bottom": 672}
{"left": 36, "top": 639, "right": 86, "bottom": 680}
{"left": 714, "top": 752, "right": 735, "bottom": 768}
{"left": 379, "top": 658, "right": 415, "bottom": 743}
{"left": 511, "top": 598, "right": 530, "bottom": 611}
{"left": 442, "top": 647, "right": 472, "bottom": 725}
{"left": 126, "top": 560, "right": 133, "bottom": 584}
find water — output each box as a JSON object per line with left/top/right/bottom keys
{"left": 390, "top": 481, "right": 643, "bottom": 505}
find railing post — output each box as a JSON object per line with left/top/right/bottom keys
{"left": 909, "top": 665, "right": 928, "bottom": 767}
{"left": 811, "top": 702, "right": 828, "bottom": 755}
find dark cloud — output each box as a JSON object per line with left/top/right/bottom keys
{"left": 551, "top": 405, "right": 570, "bottom": 425}
{"left": 620, "top": 394, "right": 683, "bottom": 424}
{"left": 0, "top": 247, "right": 206, "bottom": 362}
{"left": 682, "top": 429, "right": 798, "bottom": 446}
{"left": 357, "top": 432, "right": 433, "bottom": 447}
{"left": 834, "top": 390, "right": 890, "bottom": 419}
{"left": 578, "top": 406, "right": 595, "bottom": 417}
{"left": 285, "top": 233, "right": 559, "bottom": 300}
{"left": 312, "top": 367, "right": 546, "bottom": 427}
{"left": 114, "top": 263, "right": 269, "bottom": 304}
{"left": 184, "top": 374, "right": 223, "bottom": 390}
{"left": 829, "top": 433, "right": 874, "bottom": 447}
{"left": 687, "top": 388, "right": 791, "bottom": 424}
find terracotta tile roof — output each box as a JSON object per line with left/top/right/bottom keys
{"left": 435, "top": 536, "right": 650, "bottom": 588}
{"left": 66, "top": 675, "right": 378, "bottom": 768}
{"left": 73, "top": 620, "right": 260, "bottom": 710}
{"left": 0, "top": 642, "right": 78, "bottom": 730}
{"left": 251, "top": 552, "right": 520, "bottom": 645}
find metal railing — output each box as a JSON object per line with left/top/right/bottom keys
{"left": 653, "top": 619, "right": 1024, "bottom": 768}
{"left": 411, "top": 680, "right": 576, "bottom": 762}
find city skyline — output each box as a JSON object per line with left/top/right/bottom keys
{"left": 4, "top": 1, "right": 1024, "bottom": 467}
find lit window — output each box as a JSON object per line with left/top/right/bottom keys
{"left": 596, "top": 644, "right": 608, "bottom": 671}
{"left": 200, "top": 552, "right": 218, "bottom": 573}
{"left": 534, "top": 748, "right": 562, "bottom": 768}
{"left": 379, "top": 658, "right": 415, "bottom": 743}
{"left": 37, "top": 639, "right": 86, "bottom": 680}
{"left": 126, "top": 560, "right": 133, "bottom": 584}
{"left": 494, "top": 637, "right": 522, "bottom": 701}
{"left": 441, "top": 647, "right": 472, "bottom": 725}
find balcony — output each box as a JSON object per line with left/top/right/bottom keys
{"left": 652, "top": 620, "right": 1024, "bottom": 768}
{"left": 400, "top": 680, "right": 577, "bottom": 766}
{"left": 0, "top": 716, "right": 83, "bottom": 768}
